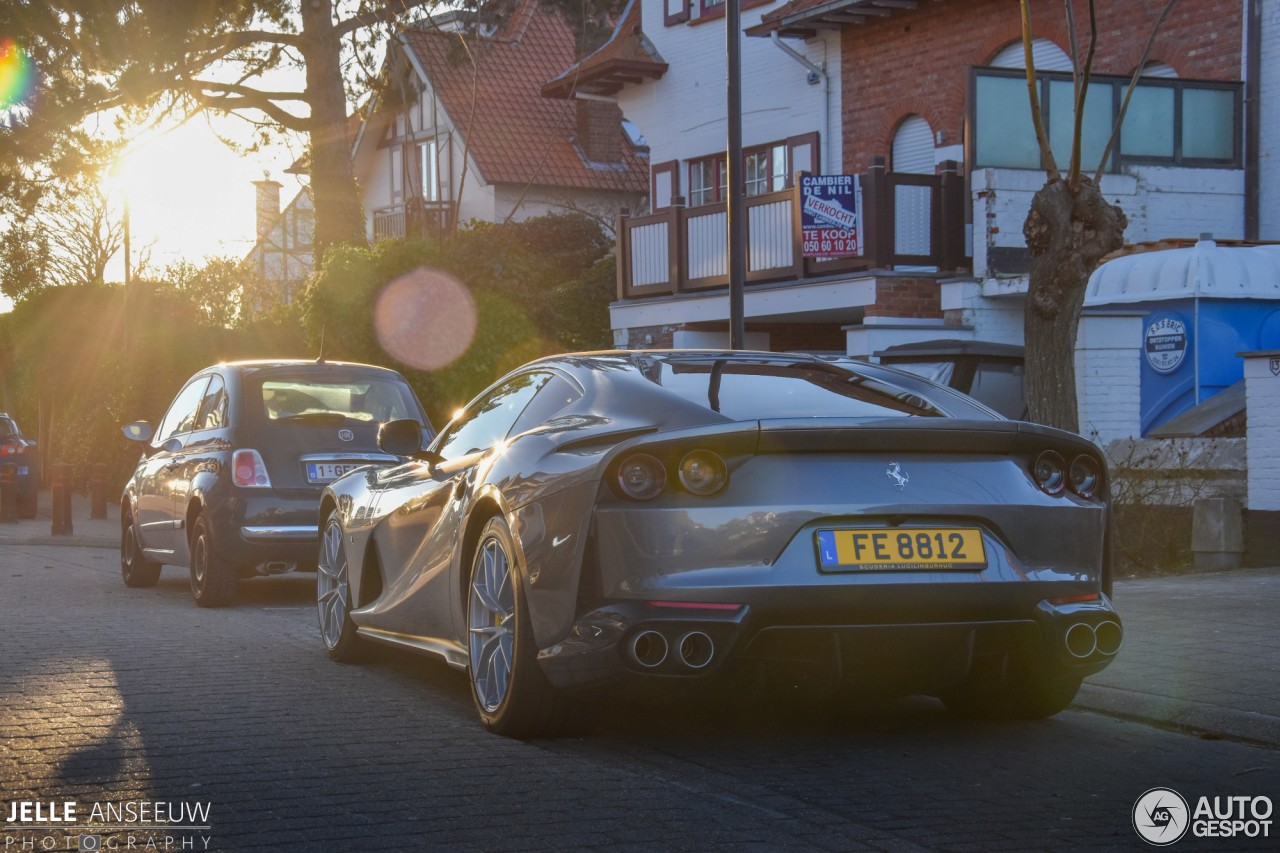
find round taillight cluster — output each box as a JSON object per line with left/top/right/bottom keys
{"left": 1068, "top": 455, "right": 1102, "bottom": 498}
{"left": 616, "top": 453, "right": 665, "bottom": 500}
{"left": 1033, "top": 450, "right": 1103, "bottom": 499}
{"left": 614, "top": 449, "right": 728, "bottom": 500}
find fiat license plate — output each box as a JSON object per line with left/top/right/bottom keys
{"left": 816, "top": 528, "right": 986, "bottom": 572}
{"left": 305, "top": 462, "right": 361, "bottom": 484}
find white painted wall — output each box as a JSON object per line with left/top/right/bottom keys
{"left": 1075, "top": 313, "right": 1144, "bottom": 446}
{"left": 971, "top": 165, "right": 1246, "bottom": 282}
{"left": 1243, "top": 351, "right": 1280, "bottom": 510}
{"left": 940, "top": 280, "right": 1026, "bottom": 346}
{"left": 1259, "top": 0, "right": 1280, "bottom": 239}
{"left": 618, "top": 1, "right": 841, "bottom": 182}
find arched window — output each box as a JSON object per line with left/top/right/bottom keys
{"left": 892, "top": 115, "right": 935, "bottom": 175}
{"left": 989, "top": 38, "right": 1072, "bottom": 71}
{"left": 1140, "top": 62, "right": 1178, "bottom": 78}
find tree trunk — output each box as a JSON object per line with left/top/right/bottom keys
{"left": 1023, "top": 177, "right": 1127, "bottom": 433}
{"left": 300, "top": 1, "right": 369, "bottom": 260}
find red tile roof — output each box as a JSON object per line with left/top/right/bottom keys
{"left": 402, "top": 1, "right": 648, "bottom": 193}
{"left": 541, "top": 0, "right": 668, "bottom": 99}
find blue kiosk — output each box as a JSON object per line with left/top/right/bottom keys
{"left": 1084, "top": 239, "right": 1280, "bottom": 436}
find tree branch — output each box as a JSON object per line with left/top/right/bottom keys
{"left": 1020, "top": 0, "right": 1060, "bottom": 181}
{"left": 334, "top": 0, "right": 441, "bottom": 39}
{"left": 185, "top": 81, "right": 312, "bottom": 132}
{"left": 194, "top": 80, "right": 311, "bottom": 103}
{"left": 1068, "top": 0, "right": 1099, "bottom": 186}
{"left": 1093, "top": 0, "right": 1179, "bottom": 184}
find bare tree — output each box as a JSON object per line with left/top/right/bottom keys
{"left": 1018, "top": 0, "right": 1176, "bottom": 431}
{"left": 0, "top": 182, "right": 124, "bottom": 299}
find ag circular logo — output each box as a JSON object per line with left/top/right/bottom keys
{"left": 1144, "top": 314, "right": 1188, "bottom": 374}
{"left": 1134, "top": 787, "right": 1191, "bottom": 845}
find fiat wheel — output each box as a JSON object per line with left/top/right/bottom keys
{"left": 120, "top": 509, "right": 161, "bottom": 588}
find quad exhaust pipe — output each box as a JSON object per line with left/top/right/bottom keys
{"left": 626, "top": 629, "right": 717, "bottom": 671}
{"left": 628, "top": 630, "right": 669, "bottom": 668}
{"left": 676, "top": 631, "right": 715, "bottom": 669}
{"left": 1064, "top": 620, "right": 1123, "bottom": 659}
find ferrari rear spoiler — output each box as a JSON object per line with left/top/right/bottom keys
{"left": 754, "top": 418, "right": 1100, "bottom": 458}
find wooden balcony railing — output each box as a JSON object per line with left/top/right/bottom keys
{"left": 616, "top": 158, "right": 968, "bottom": 300}
{"left": 372, "top": 199, "right": 458, "bottom": 242}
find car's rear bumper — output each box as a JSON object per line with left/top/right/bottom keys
{"left": 211, "top": 493, "right": 323, "bottom": 567}
{"left": 538, "top": 583, "right": 1121, "bottom": 694}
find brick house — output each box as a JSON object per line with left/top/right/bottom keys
{"left": 352, "top": 1, "right": 649, "bottom": 242}
{"left": 549, "top": 0, "right": 1273, "bottom": 364}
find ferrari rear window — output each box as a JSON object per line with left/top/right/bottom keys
{"left": 651, "top": 359, "right": 946, "bottom": 419}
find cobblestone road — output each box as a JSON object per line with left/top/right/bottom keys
{"left": 2, "top": 546, "right": 1276, "bottom": 852}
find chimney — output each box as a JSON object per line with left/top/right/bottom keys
{"left": 252, "top": 177, "right": 282, "bottom": 238}
{"left": 576, "top": 99, "right": 622, "bottom": 164}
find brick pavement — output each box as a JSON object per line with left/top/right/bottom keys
{"left": 1, "top": 546, "right": 1277, "bottom": 852}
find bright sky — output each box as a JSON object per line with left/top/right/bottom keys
{"left": 103, "top": 114, "right": 307, "bottom": 282}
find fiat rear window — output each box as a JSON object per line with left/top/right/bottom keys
{"left": 251, "top": 372, "right": 421, "bottom": 426}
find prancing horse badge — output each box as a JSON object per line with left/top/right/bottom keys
{"left": 886, "top": 461, "right": 909, "bottom": 490}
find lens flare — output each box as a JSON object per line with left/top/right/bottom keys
{"left": 374, "top": 268, "right": 477, "bottom": 370}
{"left": 0, "top": 40, "right": 33, "bottom": 110}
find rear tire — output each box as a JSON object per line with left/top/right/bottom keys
{"left": 317, "top": 510, "right": 368, "bottom": 662}
{"left": 120, "top": 510, "right": 162, "bottom": 588}
{"left": 17, "top": 490, "right": 37, "bottom": 520}
{"left": 467, "top": 515, "right": 578, "bottom": 738}
{"left": 189, "top": 513, "right": 238, "bottom": 607}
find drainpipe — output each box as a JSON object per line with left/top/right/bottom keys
{"left": 1244, "top": 0, "right": 1260, "bottom": 240}
{"left": 771, "top": 32, "right": 830, "bottom": 173}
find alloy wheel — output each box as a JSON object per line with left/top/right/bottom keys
{"left": 468, "top": 536, "right": 516, "bottom": 713}
{"left": 190, "top": 533, "right": 208, "bottom": 593}
{"left": 317, "top": 519, "right": 349, "bottom": 650}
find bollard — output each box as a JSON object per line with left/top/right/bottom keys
{"left": 0, "top": 463, "right": 16, "bottom": 523}
{"left": 51, "top": 462, "right": 73, "bottom": 536}
{"left": 90, "top": 462, "right": 107, "bottom": 520}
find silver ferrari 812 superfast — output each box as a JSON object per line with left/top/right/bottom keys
{"left": 316, "top": 350, "right": 1120, "bottom": 737}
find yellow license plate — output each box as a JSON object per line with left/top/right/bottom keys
{"left": 816, "top": 528, "right": 986, "bottom": 571}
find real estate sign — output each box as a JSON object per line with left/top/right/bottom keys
{"left": 800, "top": 175, "right": 859, "bottom": 258}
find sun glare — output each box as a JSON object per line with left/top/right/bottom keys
{"left": 102, "top": 120, "right": 303, "bottom": 279}
{"left": 0, "top": 39, "right": 33, "bottom": 109}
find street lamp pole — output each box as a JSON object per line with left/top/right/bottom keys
{"left": 726, "top": 0, "right": 745, "bottom": 350}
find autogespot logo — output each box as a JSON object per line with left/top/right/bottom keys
{"left": 1134, "top": 787, "right": 1191, "bottom": 845}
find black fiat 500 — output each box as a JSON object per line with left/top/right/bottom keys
{"left": 120, "top": 360, "right": 432, "bottom": 607}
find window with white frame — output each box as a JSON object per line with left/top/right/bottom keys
{"left": 390, "top": 146, "right": 404, "bottom": 203}
{"left": 418, "top": 139, "right": 440, "bottom": 202}
{"left": 689, "top": 156, "right": 726, "bottom": 207}
{"left": 745, "top": 143, "right": 787, "bottom": 196}
{"left": 690, "top": 139, "right": 802, "bottom": 205}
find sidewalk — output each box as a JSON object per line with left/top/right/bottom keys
{"left": 1074, "top": 567, "right": 1280, "bottom": 747}
{"left": 1, "top": 492, "right": 1277, "bottom": 747}
{"left": 0, "top": 488, "right": 118, "bottom": 548}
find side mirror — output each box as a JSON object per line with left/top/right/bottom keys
{"left": 122, "top": 421, "right": 154, "bottom": 443}
{"left": 379, "top": 418, "right": 443, "bottom": 464}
